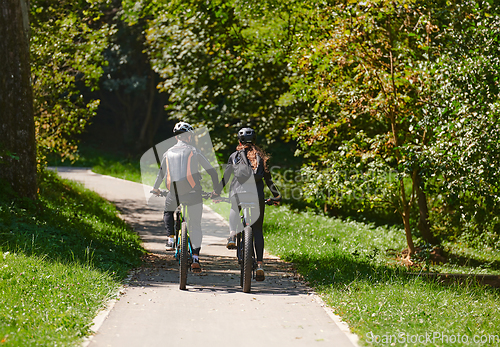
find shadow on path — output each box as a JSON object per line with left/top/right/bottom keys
{"left": 129, "top": 252, "right": 307, "bottom": 296}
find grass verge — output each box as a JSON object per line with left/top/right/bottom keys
{"left": 0, "top": 170, "right": 145, "bottom": 346}
{"left": 49, "top": 145, "right": 142, "bottom": 183}
{"left": 263, "top": 206, "right": 500, "bottom": 346}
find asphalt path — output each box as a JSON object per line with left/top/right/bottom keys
{"left": 52, "top": 167, "right": 359, "bottom": 347}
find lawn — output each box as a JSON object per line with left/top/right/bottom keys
{"left": 0, "top": 170, "right": 145, "bottom": 346}
{"left": 262, "top": 206, "right": 500, "bottom": 346}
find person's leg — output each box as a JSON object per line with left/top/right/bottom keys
{"left": 251, "top": 199, "right": 265, "bottom": 261}
{"left": 183, "top": 191, "right": 203, "bottom": 272}
{"left": 252, "top": 199, "right": 266, "bottom": 281}
{"left": 187, "top": 202, "right": 203, "bottom": 253}
{"left": 163, "top": 191, "right": 179, "bottom": 250}
{"left": 227, "top": 196, "right": 242, "bottom": 249}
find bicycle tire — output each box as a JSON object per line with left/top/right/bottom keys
{"left": 179, "top": 221, "right": 188, "bottom": 290}
{"left": 242, "top": 226, "right": 253, "bottom": 293}
{"left": 239, "top": 232, "right": 245, "bottom": 288}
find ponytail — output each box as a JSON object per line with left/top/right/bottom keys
{"left": 236, "top": 143, "right": 269, "bottom": 172}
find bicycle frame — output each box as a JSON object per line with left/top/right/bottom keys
{"left": 151, "top": 189, "right": 213, "bottom": 290}
{"left": 173, "top": 204, "right": 193, "bottom": 264}
{"left": 236, "top": 201, "right": 258, "bottom": 292}
{"left": 173, "top": 190, "right": 212, "bottom": 290}
{"left": 236, "top": 202, "right": 256, "bottom": 260}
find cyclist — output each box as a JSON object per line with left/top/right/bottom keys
{"left": 214, "top": 127, "right": 281, "bottom": 281}
{"left": 152, "top": 122, "right": 220, "bottom": 273}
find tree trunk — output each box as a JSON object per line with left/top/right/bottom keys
{"left": 400, "top": 178, "right": 415, "bottom": 256}
{"left": 0, "top": 0, "right": 37, "bottom": 199}
{"left": 402, "top": 207, "right": 415, "bottom": 254}
{"left": 137, "top": 71, "right": 156, "bottom": 151}
{"left": 413, "top": 170, "right": 436, "bottom": 245}
{"left": 147, "top": 94, "right": 168, "bottom": 147}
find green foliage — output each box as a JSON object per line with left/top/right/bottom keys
{"left": 31, "top": 0, "right": 114, "bottom": 164}
{"left": 421, "top": 0, "right": 500, "bottom": 244}
{"left": 284, "top": 0, "right": 446, "bottom": 251}
{"left": 123, "top": 0, "right": 307, "bottom": 148}
{"left": 284, "top": 0, "right": 500, "bottom": 252}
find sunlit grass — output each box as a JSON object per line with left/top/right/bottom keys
{"left": 0, "top": 170, "right": 145, "bottom": 346}
{"left": 262, "top": 205, "right": 500, "bottom": 346}
{"left": 0, "top": 253, "right": 116, "bottom": 346}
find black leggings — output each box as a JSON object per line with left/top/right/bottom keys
{"left": 229, "top": 195, "right": 265, "bottom": 262}
{"left": 163, "top": 190, "right": 203, "bottom": 254}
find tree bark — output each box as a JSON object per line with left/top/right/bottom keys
{"left": 0, "top": 0, "right": 37, "bottom": 199}
{"left": 414, "top": 170, "right": 436, "bottom": 245}
{"left": 400, "top": 179, "right": 416, "bottom": 256}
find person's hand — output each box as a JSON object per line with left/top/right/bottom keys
{"left": 211, "top": 191, "right": 221, "bottom": 203}
{"left": 152, "top": 188, "right": 161, "bottom": 196}
{"left": 266, "top": 197, "right": 281, "bottom": 206}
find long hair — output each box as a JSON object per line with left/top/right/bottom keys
{"left": 237, "top": 143, "right": 269, "bottom": 172}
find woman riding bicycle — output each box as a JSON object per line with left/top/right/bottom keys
{"left": 214, "top": 127, "right": 281, "bottom": 281}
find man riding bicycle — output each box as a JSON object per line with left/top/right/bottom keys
{"left": 152, "top": 122, "right": 220, "bottom": 272}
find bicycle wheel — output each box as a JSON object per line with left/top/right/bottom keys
{"left": 236, "top": 233, "right": 245, "bottom": 288}
{"left": 242, "top": 226, "right": 253, "bottom": 293}
{"left": 179, "top": 221, "right": 188, "bottom": 290}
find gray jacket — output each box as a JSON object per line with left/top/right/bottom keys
{"left": 153, "top": 140, "right": 219, "bottom": 195}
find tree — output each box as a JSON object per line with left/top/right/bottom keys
{"left": 124, "top": 0, "right": 308, "bottom": 149}
{"left": 31, "top": 0, "right": 113, "bottom": 163}
{"left": 287, "top": 0, "right": 447, "bottom": 257}
{"left": 0, "top": 0, "right": 37, "bottom": 199}
{"left": 288, "top": 0, "right": 500, "bottom": 258}
{"left": 422, "top": 0, "right": 500, "bottom": 245}
{"left": 95, "top": 8, "right": 169, "bottom": 152}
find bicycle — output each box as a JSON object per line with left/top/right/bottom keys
{"left": 215, "top": 196, "right": 278, "bottom": 293}
{"left": 151, "top": 189, "right": 211, "bottom": 290}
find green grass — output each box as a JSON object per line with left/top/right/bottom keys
{"left": 63, "top": 150, "right": 500, "bottom": 346}
{"left": 0, "top": 170, "right": 145, "bottom": 346}
{"left": 49, "top": 145, "right": 143, "bottom": 183}
{"left": 262, "top": 206, "right": 500, "bottom": 346}
{"left": 0, "top": 254, "right": 116, "bottom": 346}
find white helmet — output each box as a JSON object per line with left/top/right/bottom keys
{"left": 173, "top": 121, "right": 194, "bottom": 135}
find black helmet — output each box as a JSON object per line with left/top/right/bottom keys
{"left": 173, "top": 121, "right": 194, "bottom": 135}
{"left": 238, "top": 127, "right": 256, "bottom": 144}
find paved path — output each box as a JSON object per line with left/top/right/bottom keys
{"left": 53, "top": 167, "right": 358, "bottom": 347}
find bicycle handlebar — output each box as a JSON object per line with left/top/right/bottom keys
{"left": 150, "top": 189, "right": 168, "bottom": 197}
{"left": 212, "top": 196, "right": 280, "bottom": 206}
{"left": 150, "top": 190, "right": 214, "bottom": 200}
{"left": 150, "top": 190, "right": 280, "bottom": 205}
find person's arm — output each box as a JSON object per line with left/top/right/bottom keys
{"left": 197, "top": 151, "right": 221, "bottom": 192}
{"left": 264, "top": 170, "right": 281, "bottom": 200}
{"left": 213, "top": 155, "right": 234, "bottom": 195}
{"left": 152, "top": 155, "right": 167, "bottom": 191}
